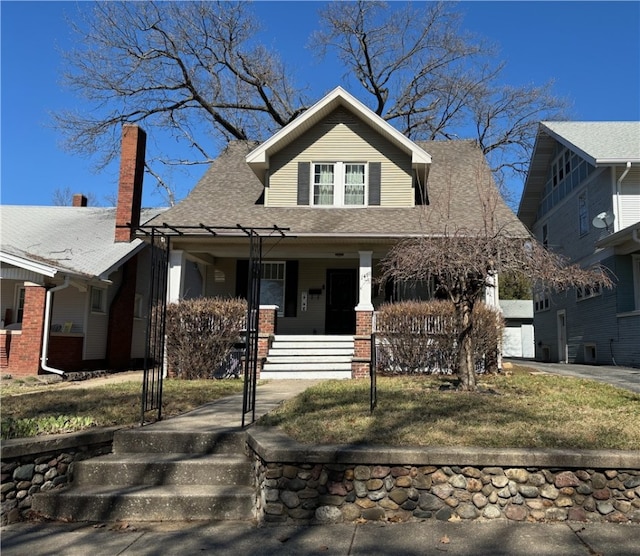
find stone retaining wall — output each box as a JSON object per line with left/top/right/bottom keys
{"left": 0, "top": 428, "right": 117, "bottom": 525}
{"left": 247, "top": 427, "right": 640, "bottom": 525}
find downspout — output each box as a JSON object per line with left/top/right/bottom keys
{"left": 614, "top": 161, "right": 632, "bottom": 232}
{"left": 40, "top": 277, "right": 70, "bottom": 376}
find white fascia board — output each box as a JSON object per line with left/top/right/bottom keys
{"left": 0, "top": 252, "right": 58, "bottom": 277}
{"left": 246, "top": 86, "right": 432, "bottom": 168}
{"left": 593, "top": 158, "right": 640, "bottom": 166}
{"left": 539, "top": 123, "right": 598, "bottom": 167}
{"left": 97, "top": 241, "right": 147, "bottom": 281}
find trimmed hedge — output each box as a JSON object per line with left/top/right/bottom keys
{"left": 375, "top": 300, "right": 503, "bottom": 375}
{"left": 165, "top": 297, "right": 246, "bottom": 379}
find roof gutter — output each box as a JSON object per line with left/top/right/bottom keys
{"left": 40, "top": 277, "right": 70, "bottom": 376}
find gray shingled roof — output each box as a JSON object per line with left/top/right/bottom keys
{"left": 541, "top": 121, "right": 640, "bottom": 165}
{"left": 0, "top": 206, "right": 165, "bottom": 280}
{"left": 147, "top": 140, "right": 527, "bottom": 238}
{"left": 519, "top": 121, "right": 640, "bottom": 228}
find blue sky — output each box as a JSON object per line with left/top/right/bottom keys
{"left": 2, "top": 1, "right": 639, "bottom": 208}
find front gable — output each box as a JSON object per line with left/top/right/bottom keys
{"left": 247, "top": 87, "right": 431, "bottom": 210}
{"left": 266, "top": 106, "right": 415, "bottom": 208}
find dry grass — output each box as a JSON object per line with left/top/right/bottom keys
{"left": 0, "top": 377, "right": 245, "bottom": 438}
{"left": 258, "top": 366, "right": 640, "bottom": 450}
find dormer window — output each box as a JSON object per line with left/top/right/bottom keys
{"left": 313, "top": 162, "right": 366, "bottom": 206}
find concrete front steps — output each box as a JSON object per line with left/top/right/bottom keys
{"left": 31, "top": 428, "right": 255, "bottom": 522}
{"left": 261, "top": 335, "right": 354, "bottom": 379}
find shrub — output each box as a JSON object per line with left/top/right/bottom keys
{"left": 165, "top": 297, "right": 247, "bottom": 379}
{"left": 375, "top": 300, "right": 503, "bottom": 375}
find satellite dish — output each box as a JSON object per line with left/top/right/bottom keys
{"left": 592, "top": 211, "right": 615, "bottom": 230}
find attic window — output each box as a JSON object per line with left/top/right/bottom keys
{"left": 312, "top": 162, "right": 366, "bottom": 206}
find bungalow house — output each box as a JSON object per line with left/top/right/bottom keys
{"left": 0, "top": 125, "right": 165, "bottom": 377}
{"left": 518, "top": 121, "right": 640, "bottom": 367}
{"left": 144, "top": 87, "right": 528, "bottom": 379}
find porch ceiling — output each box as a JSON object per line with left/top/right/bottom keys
{"left": 170, "top": 235, "right": 402, "bottom": 260}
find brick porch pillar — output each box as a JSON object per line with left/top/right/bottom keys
{"left": 11, "top": 283, "right": 46, "bottom": 375}
{"left": 257, "top": 305, "right": 278, "bottom": 379}
{"left": 352, "top": 309, "right": 373, "bottom": 379}
{"left": 0, "top": 332, "right": 10, "bottom": 368}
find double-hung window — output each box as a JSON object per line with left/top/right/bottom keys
{"left": 260, "top": 262, "right": 286, "bottom": 316}
{"left": 313, "top": 162, "right": 366, "bottom": 206}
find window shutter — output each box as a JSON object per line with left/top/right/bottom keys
{"left": 235, "top": 260, "right": 249, "bottom": 299}
{"left": 297, "top": 162, "right": 310, "bottom": 205}
{"left": 284, "top": 260, "right": 299, "bottom": 317}
{"left": 368, "top": 162, "right": 381, "bottom": 205}
{"left": 414, "top": 169, "right": 429, "bottom": 205}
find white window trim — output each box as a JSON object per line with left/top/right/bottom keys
{"left": 90, "top": 286, "right": 107, "bottom": 314}
{"left": 261, "top": 261, "right": 286, "bottom": 317}
{"left": 311, "top": 161, "right": 368, "bottom": 207}
{"left": 534, "top": 290, "right": 550, "bottom": 313}
{"left": 576, "top": 284, "right": 602, "bottom": 302}
{"left": 14, "top": 285, "right": 26, "bottom": 323}
{"left": 578, "top": 191, "right": 589, "bottom": 237}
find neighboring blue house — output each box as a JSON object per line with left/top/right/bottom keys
{"left": 518, "top": 122, "right": 640, "bottom": 367}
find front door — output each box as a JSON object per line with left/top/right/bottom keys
{"left": 325, "top": 269, "right": 357, "bottom": 334}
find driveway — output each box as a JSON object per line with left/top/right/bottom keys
{"left": 506, "top": 359, "right": 640, "bottom": 394}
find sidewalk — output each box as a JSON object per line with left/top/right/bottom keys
{"left": 2, "top": 517, "right": 639, "bottom": 555}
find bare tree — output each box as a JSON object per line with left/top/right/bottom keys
{"left": 56, "top": 1, "right": 567, "bottom": 204}
{"left": 379, "top": 160, "right": 613, "bottom": 391}
{"left": 56, "top": 1, "right": 309, "bottom": 204}
{"left": 315, "top": 1, "right": 567, "bottom": 191}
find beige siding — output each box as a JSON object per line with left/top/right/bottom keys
{"left": 51, "top": 286, "right": 86, "bottom": 334}
{"left": 267, "top": 107, "right": 413, "bottom": 207}
{"left": 277, "top": 258, "right": 358, "bottom": 335}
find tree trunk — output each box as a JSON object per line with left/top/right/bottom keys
{"left": 456, "top": 300, "right": 477, "bottom": 391}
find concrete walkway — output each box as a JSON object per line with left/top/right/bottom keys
{"left": 2, "top": 376, "right": 639, "bottom": 554}
{"left": 509, "top": 359, "right": 640, "bottom": 393}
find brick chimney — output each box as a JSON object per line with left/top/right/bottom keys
{"left": 72, "top": 194, "right": 88, "bottom": 207}
{"left": 115, "top": 124, "right": 146, "bottom": 242}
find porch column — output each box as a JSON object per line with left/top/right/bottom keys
{"left": 352, "top": 251, "right": 373, "bottom": 379}
{"left": 167, "top": 250, "right": 185, "bottom": 303}
{"left": 355, "top": 251, "right": 374, "bottom": 311}
{"left": 484, "top": 271, "right": 502, "bottom": 372}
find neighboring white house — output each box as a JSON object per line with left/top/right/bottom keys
{"left": 0, "top": 126, "right": 165, "bottom": 376}
{"left": 518, "top": 121, "right": 640, "bottom": 367}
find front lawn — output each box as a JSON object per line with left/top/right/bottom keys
{"left": 0, "top": 378, "right": 245, "bottom": 439}
{"left": 2, "top": 366, "right": 639, "bottom": 450}
{"left": 258, "top": 366, "right": 640, "bottom": 450}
